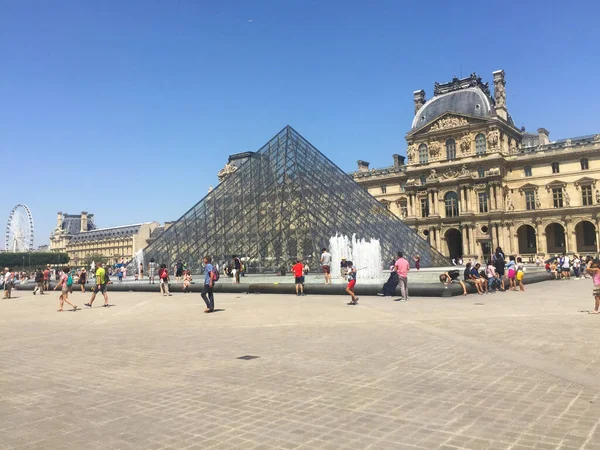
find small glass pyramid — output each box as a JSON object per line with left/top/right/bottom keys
{"left": 142, "top": 126, "right": 448, "bottom": 272}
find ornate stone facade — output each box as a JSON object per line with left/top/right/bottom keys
{"left": 353, "top": 70, "right": 600, "bottom": 262}
{"left": 50, "top": 212, "right": 161, "bottom": 266}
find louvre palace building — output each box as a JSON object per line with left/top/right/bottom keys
{"left": 353, "top": 70, "right": 600, "bottom": 262}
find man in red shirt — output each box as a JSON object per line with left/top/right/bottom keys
{"left": 43, "top": 265, "right": 51, "bottom": 291}
{"left": 292, "top": 259, "right": 305, "bottom": 296}
{"left": 394, "top": 252, "right": 410, "bottom": 302}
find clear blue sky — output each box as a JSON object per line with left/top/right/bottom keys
{"left": 2, "top": 0, "right": 599, "bottom": 248}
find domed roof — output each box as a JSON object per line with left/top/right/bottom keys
{"left": 412, "top": 87, "right": 492, "bottom": 129}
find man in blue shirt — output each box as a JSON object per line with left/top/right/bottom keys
{"left": 201, "top": 256, "right": 215, "bottom": 313}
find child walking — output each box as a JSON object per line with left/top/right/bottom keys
{"left": 587, "top": 260, "right": 600, "bottom": 314}
{"left": 292, "top": 259, "right": 305, "bottom": 296}
{"left": 515, "top": 257, "right": 526, "bottom": 291}
{"left": 346, "top": 263, "right": 359, "bottom": 305}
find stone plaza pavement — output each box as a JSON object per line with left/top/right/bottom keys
{"left": 1, "top": 279, "right": 600, "bottom": 450}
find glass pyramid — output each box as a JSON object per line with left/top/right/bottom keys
{"left": 142, "top": 126, "right": 448, "bottom": 272}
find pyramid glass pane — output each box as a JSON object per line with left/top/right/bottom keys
{"left": 142, "top": 126, "right": 448, "bottom": 272}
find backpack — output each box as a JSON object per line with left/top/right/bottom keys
{"left": 66, "top": 274, "right": 73, "bottom": 287}
{"left": 212, "top": 268, "right": 220, "bottom": 282}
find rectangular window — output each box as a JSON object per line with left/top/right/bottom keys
{"left": 582, "top": 185, "right": 593, "bottom": 206}
{"left": 525, "top": 191, "right": 536, "bottom": 210}
{"left": 552, "top": 188, "right": 563, "bottom": 208}
{"left": 381, "top": 185, "right": 387, "bottom": 194}
{"left": 400, "top": 201, "right": 408, "bottom": 217}
{"left": 420, "top": 198, "right": 429, "bottom": 218}
{"left": 552, "top": 162, "right": 560, "bottom": 174}
{"left": 581, "top": 158, "right": 589, "bottom": 170}
{"left": 478, "top": 192, "right": 488, "bottom": 213}
{"left": 524, "top": 166, "right": 532, "bottom": 177}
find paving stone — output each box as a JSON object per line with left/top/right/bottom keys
{"left": 1, "top": 280, "right": 600, "bottom": 448}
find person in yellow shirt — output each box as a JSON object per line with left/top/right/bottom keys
{"left": 84, "top": 262, "right": 111, "bottom": 308}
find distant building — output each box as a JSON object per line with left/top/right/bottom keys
{"left": 353, "top": 70, "right": 600, "bottom": 262}
{"left": 50, "top": 211, "right": 160, "bottom": 266}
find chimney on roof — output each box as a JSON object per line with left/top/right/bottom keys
{"left": 492, "top": 70, "right": 507, "bottom": 120}
{"left": 413, "top": 90, "right": 426, "bottom": 115}
{"left": 392, "top": 154, "right": 405, "bottom": 168}
{"left": 357, "top": 160, "right": 370, "bottom": 172}
{"left": 56, "top": 212, "right": 63, "bottom": 229}
{"left": 81, "top": 212, "right": 88, "bottom": 232}
{"left": 537, "top": 128, "right": 550, "bottom": 146}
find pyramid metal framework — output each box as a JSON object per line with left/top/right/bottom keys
{"left": 142, "top": 126, "right": 448, "bottom": 272}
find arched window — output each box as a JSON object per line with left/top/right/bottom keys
{"left": 475, "top": 133, "right": 486, "bottom": 155}
{"left": 418, "top": 144, "right": 428, "bottom": 164}
{"left": 446, "top": 139, "right": 456, "bottom": 161}
{"left": 581, "top": 158, "right": 589, "bottom": 170}
{"left": 444, "top": 191, "right": 460, "bottom": 218}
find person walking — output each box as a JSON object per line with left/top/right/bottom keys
{"left": 201, "top": 256, "right": 216, "bottom": 313}
{"left": 394, "top": 252, "right": 410, "bottom": 302}
{"left": 33, "top": 268, "right": 45, "bottom": 295}
{"left": 148, "top": 258, "right": 157, "bottom": 284}
{"left": 175, "top": 259, "right": 184, "bottom": 281}
{"left": 320, "top": 248, "right": 332, "bottom": 284}
{"left": 562, "top": 253, "right": 571, "bottom": 280}
{"left": 2, "top": 268, "right": 14, "bottom": 299}
{"left": 516, "top": 257, "right": 526, "bottom": 291}
{"left": 292, "top": 259, "right": 305, "bottom": 296}
{"left": 158, "top": 264, "right": 171, "bottom": 296}
{"left": 54, "top": 266, "right": 77, "bottom": 311}
{"left": 346, "top": 262, "right": 359, "bottom": 305}
{"left": 43, "top": 265, "right": 51, "bottom": 291}
{"left": 78, "top": 268, "right": 87, "bottom": 293}
{"left": 586, "top": 259, "right": 600, "bottom": 313}
{"left": 232, "top": 255, "right": 241, "bottom": 284}
{"left": 84, "top": 262, "right": 110, "bottom": 308}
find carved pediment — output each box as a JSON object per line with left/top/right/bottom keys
{"left": 517, "top": 183, "right": 539, "bottom": 193}
{"left": 545, "top": 180, "right": 567, "bottom": 191}
{"left": 574, "top": 177, "right": 597, "bottom": 188}
{"left": 427, "top": 115, "right": 469, "bottom": 132}
{"left": 407, "top": 112, "right": 489, "bottom": 138}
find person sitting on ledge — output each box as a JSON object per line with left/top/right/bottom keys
{"left": 440, "top": 270, "right": 467, "bottom": 296}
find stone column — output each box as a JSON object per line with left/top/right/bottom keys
{"left": 492, "top": 185, "right": 499, "bottom": 210}
{"left": 432, "top": 190, "right": 439, "bottom": 216}
{"left": 435, "top": 226, "right": 442, "bottom": 253}
{"left": 461, "top": 225, "right": 469, "bottom": 257}
{"left": 430, "top": 226, "right": 437, "bottom": 250}
{"left": 505, "top": 222, "right": 513, "bottom": 255}
{"left": 470, "top": 188, "right": 477, "bottom": 214}
{"left": 461, "top": 187, "right": 469, "bottom": 213}
{"left": 535, "top": 219, "right": 546, "bottom": 256}
{"left": 565, "top": 218, "right": 574, "bottom": 254}
{"left": 470, "top": 224, "right": 478, "bottom": 257}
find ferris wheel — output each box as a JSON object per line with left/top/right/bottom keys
{"left": 5, "top": 204, "right": 35, "bottom": 252}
